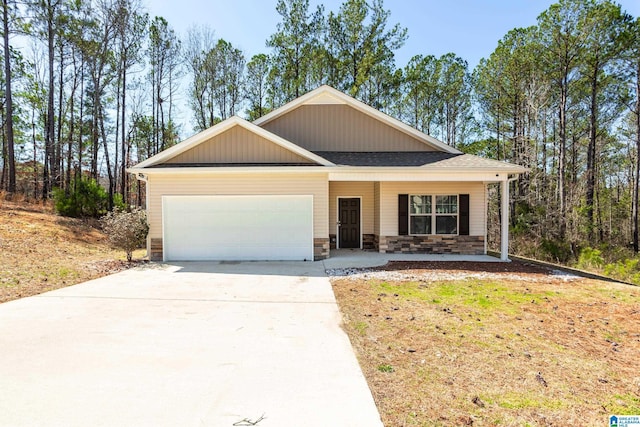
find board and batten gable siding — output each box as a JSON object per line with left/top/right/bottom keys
{"left": 329, "top": 182, "right": 375, "bottom": 235}
{"left": 260, "top": 105, "right": 435, "bottom": 152}
{"left": 378, "top": 182, "right": 486, "bottom": 236}
{"left": 146, "top": 173, "right": 329, "bottom": 241}
{"left": 164, "top": 125, "right": 314, "bottom": 164}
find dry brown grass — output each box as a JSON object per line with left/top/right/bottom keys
{"left": 0, "top": 198, "right": 145, "bottom": 303}
{"left": 332, "top": 266, "right": 640, "bottom": 426}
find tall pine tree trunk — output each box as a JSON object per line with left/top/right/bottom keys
{"left": 44, "top": 0, "right": 56, "bottom": 197}
{"left": 3, "top": 0, "right": 16, "bottom": 193}
{"left": 634, "top": 56, "right": 640, "bottom": 252}
{"left": 586, "top": 61, "right": 600, "bottom": 241}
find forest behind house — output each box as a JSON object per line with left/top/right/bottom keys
{"left": 2, "top": 0, "right": 640, "bottom": 276}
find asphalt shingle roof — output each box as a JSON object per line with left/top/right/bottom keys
{"left": 313, "top": 151, "right": 458, "bottom": 166}
{"left": 313, "top": 151, "right": 524, "bottom": 170}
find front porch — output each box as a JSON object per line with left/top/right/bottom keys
{"left": 324, "top": 178, "right": 512, "bottom": 261}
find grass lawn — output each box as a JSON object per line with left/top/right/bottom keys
{"left": 332, "top": 268, "right": 640, "bottom": 426}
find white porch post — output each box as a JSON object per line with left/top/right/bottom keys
{"left": 500, "top": 178, "right": 510, "bottom": 261}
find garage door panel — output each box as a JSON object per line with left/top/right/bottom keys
{"left": 162, "top": 195, "right": 313, "bottom": 261}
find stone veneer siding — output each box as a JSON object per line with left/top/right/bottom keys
{"left": 377, "top": 235, "right": 485, "bottom": 255}
{"left": 150, "top": 238, "right": 163, "bottom": 261}
{"left": 149, "top": 237, "right": 329, "bottom": 261}
{"left": 363, "top": 234, "right": 376, "bottom": 250}
{"left": 314, "top": 238, "right": 330, "bottom": 260}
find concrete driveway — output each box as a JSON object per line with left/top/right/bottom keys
{"left": 0, "top": 261, "right": 383, "bottom": 427}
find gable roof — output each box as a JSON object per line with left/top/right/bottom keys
{"left": 133, "top": 116, "right": 335, "bottom": 169}
{"left": 253, "top": 85, "right": 462, "bottom": 155}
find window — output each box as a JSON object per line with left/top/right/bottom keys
{"left": 409, "top": 194, "right": 458, "bottom": 235}
{"left": 410, "top": 195, "right": 431, "bottom": 234}
{"left": 435, "top": 195, "right": 458, "bottom": 234}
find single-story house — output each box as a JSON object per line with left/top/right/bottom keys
{"left": 128, "top": 85, "right": 526, "bottom": 262}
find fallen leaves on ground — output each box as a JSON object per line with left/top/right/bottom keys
{"left": 0, "top": 199, "right": 145, "bottom": 303}
{"left": 330, "top": 261, "right": 640, "bottom": 426}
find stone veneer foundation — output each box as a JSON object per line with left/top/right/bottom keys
{"left": 376, "top": 235, "right": 485, "bottom": 255}
{"left": 150, "top": 238, "right": 163, "bottom": 261}
{"left": 313, "top": 238, "right": 330, "bottom": 260}
{"left": 148, "top": 237, "right": 330, "bottom": 261}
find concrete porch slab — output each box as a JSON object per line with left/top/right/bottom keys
{"left": 322, "top": 249, "right": 502, "bottom": 269}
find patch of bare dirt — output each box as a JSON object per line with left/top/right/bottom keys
{"left": 0, "top": 199, "right": 145, "bottom": 303}
{"left": 331, "top": 263, "right": 640, "bottom": 426}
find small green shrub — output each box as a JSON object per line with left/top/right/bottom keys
{"left": 539, "top": 239, "right": 572, "bottom": 263}
{"left": 577, "top": 247, "right": 605, "bottom": 270}
{"left": 101, "top": 208, "right": 149, "bottom": 261}
{"left": 603, "top": 259, "right": 640, "bottom": 284}
{"left": 53, "top": 178, "right": 109, "bottom": 218}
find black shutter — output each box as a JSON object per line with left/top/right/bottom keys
{"left": 398, "top": 194, "right": 408, "bottom": 235}
{"left": 459, "top": 194, "right": 469, "bottom": 235}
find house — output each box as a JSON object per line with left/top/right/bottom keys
{"left": 128, "top": 85, "right": 526, "bottom": 262}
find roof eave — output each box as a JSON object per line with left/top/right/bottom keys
{"left": 128, "top": 164, "right": 528, "bottom": 176}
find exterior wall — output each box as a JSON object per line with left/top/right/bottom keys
{"left": 378, "top": 235, "right": 485, "bottom": 255}
{"left": 329, "top": 182, "right": 375, "bottom": 247}
{"left": 378, "top": 181, "right": 486, "bottom": 237}
{"left": 146, "top": 172, "right": 329, "bottom": 259}
{"left": 165, "top": 125, "right": 313, "bottom": 164}
{"left": 261, "top": 105, "right": 435, "bottom": 152}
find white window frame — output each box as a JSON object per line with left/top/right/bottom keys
{"left": 409, "top": 194, "right": 459, "bottom": 236}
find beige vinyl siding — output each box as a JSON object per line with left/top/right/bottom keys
{"left": 378, "top": 182, "right": 486, "bottom": 236}
{"left": 165, "top": 125, "right": 314, "bottom": 164}
{"left": 261, "top": 105, "right": 434, "bottom": 152}
{"left": 146, "top": 173, "right": 329, "bottom": 240}
{"left": 329, "top": 182, "right": 375, "bottom": 235}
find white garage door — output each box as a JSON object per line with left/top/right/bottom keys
{"left": 162, "top": 195, "right": 314, "bottom": 261}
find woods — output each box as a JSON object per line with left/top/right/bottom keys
{"left": 1, "top": 0, "right": 640, "bottom": 261}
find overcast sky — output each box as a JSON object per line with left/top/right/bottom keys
{"left": 145, "top": 0, "right": 640, "bottom": 70}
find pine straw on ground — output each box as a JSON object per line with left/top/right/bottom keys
{"left": 331, "top": 261, "right": 640, "bottom": 427}
{"left": 0, "top": 199, "right": 145, "bottom": 304}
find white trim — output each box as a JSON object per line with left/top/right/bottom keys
{"left": 253, "top": 85, "right": 462, "bottom": 154}
{"left": 128, "top": 167, "right": 525, "bottom": 181}
{"left": 336, "top": 196, "right": 363, "bottom": 249}
{"left": 500, "top": 180, "right": 510, "bottom": 261}
{"left": 483, "top": 183, "right": 488, "bottom": 255}
{"left": 133, "top": 116, "right": 335, "bottom": 168}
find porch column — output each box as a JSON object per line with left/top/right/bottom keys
{"left": 500, "top": 179, "right": 510, "bottom": 261}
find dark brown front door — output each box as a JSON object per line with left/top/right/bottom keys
{"left": 339, "top": 198, "right": 360, "bottom": 248}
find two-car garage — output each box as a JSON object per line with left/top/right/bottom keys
{"left": 161, "top": 195, "right": 314, "bottom": 261}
